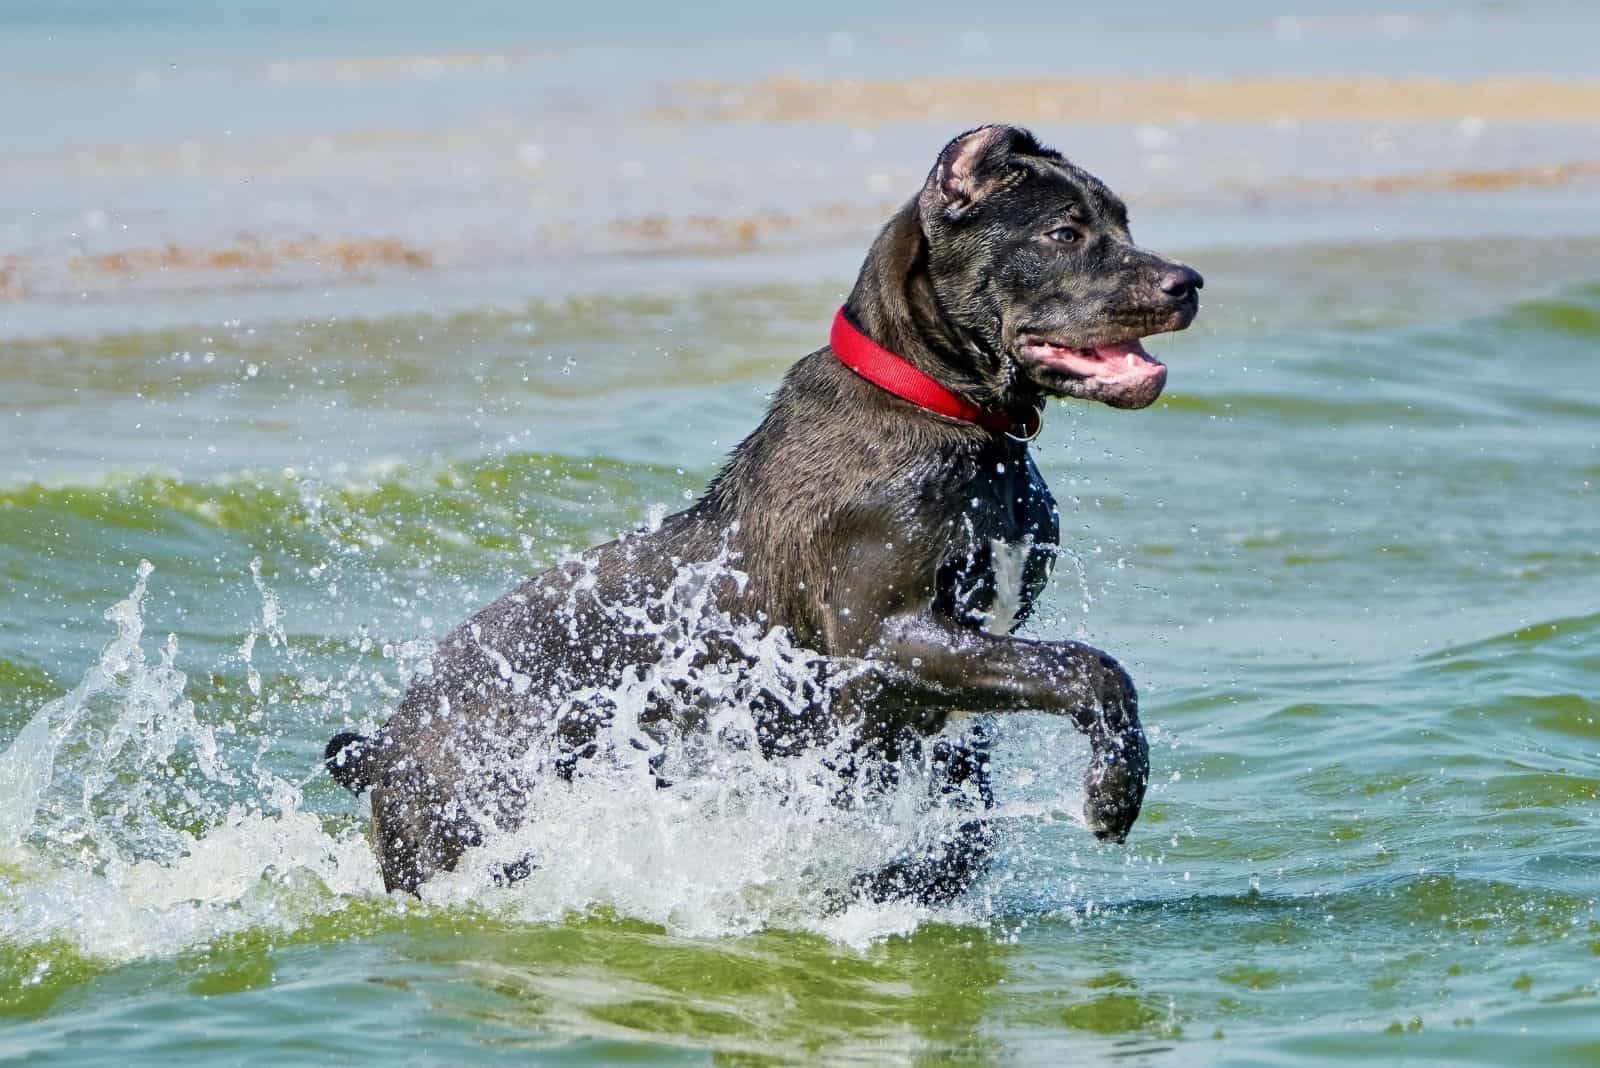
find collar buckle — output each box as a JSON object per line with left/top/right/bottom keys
{"left": 1006, "top": 403, "right": 1045, "bottom": 443}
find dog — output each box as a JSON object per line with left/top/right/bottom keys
{"left": 326, "top": 124, "right": 1202, "bottom": 901}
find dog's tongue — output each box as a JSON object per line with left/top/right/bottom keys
{"left": 1081, "top": 340, "right": 1163, "bottom": 375}
{"left": 1021, "top": 338, "right": 1168, "bottom": 409}
{"left": 1086, "top": 341, "right": 1166, "bottom": 408}
{"left": 1031, "top": 339, "right": 1163, "bottom": 378}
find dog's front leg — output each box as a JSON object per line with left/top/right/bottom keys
{"left": 858, "top": 615, "right": 1149, "bottom": 843}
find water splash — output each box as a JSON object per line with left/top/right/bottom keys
{"left": 0, "top": 562, "right": 384, "bottom": 964}
{"left": 0, "top": 553, "right": 1086, "bottom": 967}
{"left": 414, "top": 540, "right": 999, "bottom": 945}
{"left": 1, "top": 561, "right": 229, "bottom": 859}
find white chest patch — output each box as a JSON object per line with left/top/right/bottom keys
{"left": 984, "top": 538, "right": 1032, "bottom": 635}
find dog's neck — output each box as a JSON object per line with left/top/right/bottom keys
{"left": 844, "top": 201, "right": 1037, "bottom": 418}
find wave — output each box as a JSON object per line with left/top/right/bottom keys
{"left": 0, "top": 452, "right": 697, "bottom": 557}
{"left": 1495, "top": 282, "right": 1600, "bottom": 339}
{"left": 1417, "top": 611, "right": 1600, "bottom": 675}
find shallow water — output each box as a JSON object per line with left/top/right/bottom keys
{"left": 4, "top": 3, "right": 1600, "bottom": 1065}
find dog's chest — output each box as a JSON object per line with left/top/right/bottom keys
{"left": 983, "top": 538, "right": 1035, "bottom": 634}
{"left": 932, "top": 450, "right": 1060, "bottom": 634}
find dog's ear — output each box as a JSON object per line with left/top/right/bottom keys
{"left": 927, "top": 124, "right": 1042, "bottom": 220}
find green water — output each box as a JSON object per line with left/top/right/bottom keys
{"left": 2, "top": 239, "right": 1598, "bottom": 1064}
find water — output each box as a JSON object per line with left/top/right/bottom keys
{"left": 3, "top": 2, "right": 1600, "bottom": 1063}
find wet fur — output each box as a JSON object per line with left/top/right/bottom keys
{"left": 327, "top": 125, "right": 1201, "bottom": 899}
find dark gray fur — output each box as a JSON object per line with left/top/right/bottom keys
{"left": 326, "top": 124, "right": 1202, "bottom": 899}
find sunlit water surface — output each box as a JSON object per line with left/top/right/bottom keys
{"left": 4, "top": 243, "right": 1597, "bottom": 1063}
{"left": 3, "top": 4, "right": 1600, "bottom": 1065}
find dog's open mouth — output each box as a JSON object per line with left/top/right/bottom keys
{"left": 1017, "top": 337, "right": 1168, "bottom": 410}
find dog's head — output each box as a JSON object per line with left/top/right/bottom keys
{"left": 917, "top": 124, "right": 1201, "bottom": 410}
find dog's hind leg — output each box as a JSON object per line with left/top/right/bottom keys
{"left": 852, "top": 724, "right": 997, "bottom": 906}
{"left": 369, "top": 766, "right": 483, "bottom": 894}
{"left": 853, "top": 818, "right": 996, "bottom": 906}
{"left": 371, "top": 763, "right": 550, "bottom": 893}
{"left": 323, "top": 727, "right": 480, "bottom": 892}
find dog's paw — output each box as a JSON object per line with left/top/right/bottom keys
{"left": 1083, "top": 745, "right": 1148, "bottom": 844}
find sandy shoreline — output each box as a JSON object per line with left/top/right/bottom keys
{"left": 670, "top": 75, "right": 1600, "bottom": 126}
{"left": 6, "top": 57, "right": 1600, "bottom": 324}
{"left": 5, "top": 158, "right": 1597, "bottom": 304}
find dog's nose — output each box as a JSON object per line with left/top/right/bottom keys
{"left": 1158, "top": 264, "right": 1203, "bottom": 300}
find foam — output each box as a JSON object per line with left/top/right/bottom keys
{"left": 0, "top": 558, "right": 1078, "bottom": 963}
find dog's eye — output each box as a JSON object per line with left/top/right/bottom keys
{"left": 1047, "top": 228, "right": 1079, "bottom": 244}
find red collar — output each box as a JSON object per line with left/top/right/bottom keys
{"left": 829, "top": 307, "right": 1040, "bottom": 438}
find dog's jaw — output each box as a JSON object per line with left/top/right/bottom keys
{"left": 1016, "top": 338, "right": 1169, "bottom": 410}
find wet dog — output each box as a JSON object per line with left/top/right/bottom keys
{"left": 326, "top": 124, "right": 1201, "bottom": 899}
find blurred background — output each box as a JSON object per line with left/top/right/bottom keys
{"left": 3, "top": 0, "right": 1599, "bottom": 341}
{"left": 2, "top": 3, "right": 1598, "bottom": 1065}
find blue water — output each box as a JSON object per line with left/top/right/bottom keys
{"left": 3, "top": 1, "right": 1599, "bottom": 1063}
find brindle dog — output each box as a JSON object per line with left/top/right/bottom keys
{"left": 326, "top": 124, "right": 1202, "bottom": 899}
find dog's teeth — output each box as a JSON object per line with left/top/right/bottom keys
{"left": 1125, "top": 353, "right": 1136, "bottom": 368}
